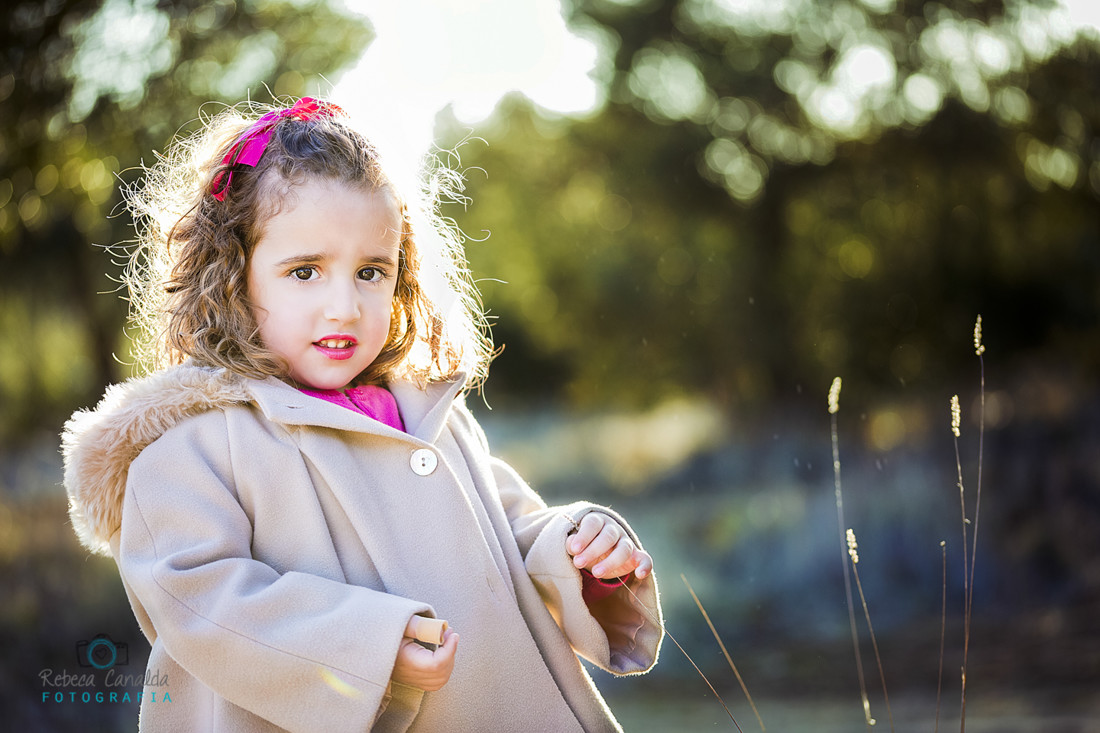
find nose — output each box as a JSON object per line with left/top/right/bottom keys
{"left": 323, "top": 277, "right": 361, "bottom": 324}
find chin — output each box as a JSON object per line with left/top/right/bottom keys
{"left": 292, "top": 372, "right": 354, "bottom": 391}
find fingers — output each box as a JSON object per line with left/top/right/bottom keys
{"left": 435, "top": 629, "right": 459, "bottom": 664}
{"left": 590, "top": 534, "right": 636, "bottom": 577}
{"left": 569, "top": 514, "right": 620, "bottom": 569}
{"left": 392, "top": 629, "right": 459, "bottom": 691}
{"left": 426, "top": 630, "right": 459, "bottom": 690}
{"left": 439, "top": 628, "right": 459, "bottom": 654}
{"left": 567, "top": 512, "right": 608, "bottom": 557}
{"left": 592, "top": 542, "right": 655, "bottom": 580}
{"left": 567, "top": 513, "right": 654, "bottom": 580}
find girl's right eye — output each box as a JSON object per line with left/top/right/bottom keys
{"left": 291, "top": 266, "right": 316, "bottom": 281}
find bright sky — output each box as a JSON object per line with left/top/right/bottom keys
{"left": 331, "top": 0, "right": 1100, "bottom": 168}
{"left": 332, "top": 0, "right": 604, "bottom": 171}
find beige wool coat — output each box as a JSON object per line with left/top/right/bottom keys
{"left": 62, "top": 364, "right": 662, "bottom": 732}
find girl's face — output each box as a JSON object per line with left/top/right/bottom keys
{"left": 247, "top": 178, "right": 402, "bottom": 390}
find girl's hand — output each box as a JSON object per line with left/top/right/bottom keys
{"left": 391, "top": 628, "right": 459, "bottom": 691}
{"left": 566, "top": 512, "right": 653, "bottom": 580}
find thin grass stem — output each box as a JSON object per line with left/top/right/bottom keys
{"left": 952, "top": 427, "right": 970, "bottom": 733}
{"left": 681, "top": 573, "right": 766, "bottom": 732}
{"left": 612, "top": 576, "right": 744, "bottom": 732}
{"left": 849, "top": 552, "right": 895, "bottom": 733}
{"left": 562, "top": 512, "right": 743, "bottom": 729}
{"left": 830, "top": 382, "right": 873, "bottom": 732}
{"left": 961, "top": 353, "right": 985, "bottom": 732}
{"left": 952, "top": 429, "right": 970, "bottom": 608}
{"left": 935, "top": 540, "right": 947, "bottom": 733}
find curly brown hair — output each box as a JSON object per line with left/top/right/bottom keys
{"left": 125, "top": 100, "right": 491, "bottom": 388}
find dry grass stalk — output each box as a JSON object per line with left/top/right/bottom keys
{"left": 609, "top": 574, "right": 744, "bottom": 731}
{"left": 681, "top": 574, "right": 765, "bottom": 732}
{"left": 824, "top": 316, "right": 988, "bottom": 733}
{"left": 829, "top": 377, "right": 874, "bottom": 730}
{"left": 846, "top": 529, "right": 894, "bottom": 732}
{"left": 960, "top": 315, "right": 987, "bottom": 732}
{"left": 935, "top": 540, "right": 947, "bottom": 733}
{"left": 950, "top": 391, "right": 971, "bottom": 730}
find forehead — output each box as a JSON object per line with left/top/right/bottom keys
{"left": 253, "top": 177, "right": 402, "bottom": 250}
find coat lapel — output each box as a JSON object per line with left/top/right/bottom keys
{"left": 388, "top": 374, "right": 467, "bottom": 443}
{"left": 245, "top": 374, "right": 467, "bottom": 443}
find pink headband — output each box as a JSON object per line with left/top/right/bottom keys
{"left": 210, "top": 97, "right": 344, "bottom": 201}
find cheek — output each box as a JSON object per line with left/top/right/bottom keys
{"left": 251, "top": 307, "right": 271, "bottom": 345}
{"left": 245, "top": 265, "right": 284, "bottom": 333}
{"left": 244, "top": 267, "right": 264, "bottom": 321}
{"left": 249, "top": 305, "right": 276, "bottom": 353}
{"left": 247, "top": 289, "right": 271, "bottom": 331}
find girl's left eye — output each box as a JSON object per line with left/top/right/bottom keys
{"left": 358, "top": 267, "right": 383, "bottom": 282}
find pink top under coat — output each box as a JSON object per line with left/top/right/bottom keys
{"left": 299, "top": 384, "right": 406, "bottom": 432}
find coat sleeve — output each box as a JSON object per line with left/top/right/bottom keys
{"left": 117, "top": 410, "right": 433, "bottom": 733}
{"left": 491, "top": 458, "right": 663, "bottom": 675}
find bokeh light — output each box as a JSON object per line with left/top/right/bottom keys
{"left": 333, "top": 0, "right": 605, "bottom": 168}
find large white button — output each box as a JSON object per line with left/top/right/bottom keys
{"left": 410, "top": 448, "right": 438, "bottom": 476}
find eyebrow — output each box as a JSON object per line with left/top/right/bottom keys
{"left": 273, "top": 253, "right": 399, "bottom": 268}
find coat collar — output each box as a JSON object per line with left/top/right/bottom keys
{"left": 62, "top": 363, "right": 468, "bottom": 556}
{"left": 247, "top": 373, "right": 468, "bottom": 445}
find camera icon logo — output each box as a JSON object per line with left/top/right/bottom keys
{"left": 76, "top": 634, "right": 129, "bottom": 670}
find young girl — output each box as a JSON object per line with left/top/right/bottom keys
{"left": 61, "top": 97, "right": 662, "bottom": 732}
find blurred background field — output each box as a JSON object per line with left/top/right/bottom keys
{"left": 3, "top": 0, "right": 1100, "bottom": 730}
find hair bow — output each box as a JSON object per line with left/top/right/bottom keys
{"left": 211, "top": 97, "right": 344, "bottom": 201}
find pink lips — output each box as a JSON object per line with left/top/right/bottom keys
{"left": 312, "top": 334, "right": 358, "bottom": 360}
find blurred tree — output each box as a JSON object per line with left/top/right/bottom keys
{"left": 443, "top": 0, "right": 1099, "bottom": 417}
{"left": 0, "top": 0, "right": 371, "bottom": 442}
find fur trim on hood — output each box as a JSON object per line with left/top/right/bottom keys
{"left": 62, "top": 364, "right": 252, "bottom": 556}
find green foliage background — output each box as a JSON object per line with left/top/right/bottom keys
{"left": 439, "top": 0, "right": 1099, "bottom": 423}
{"left": 0, "top": 0, "right": 372, "bottom": 442}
